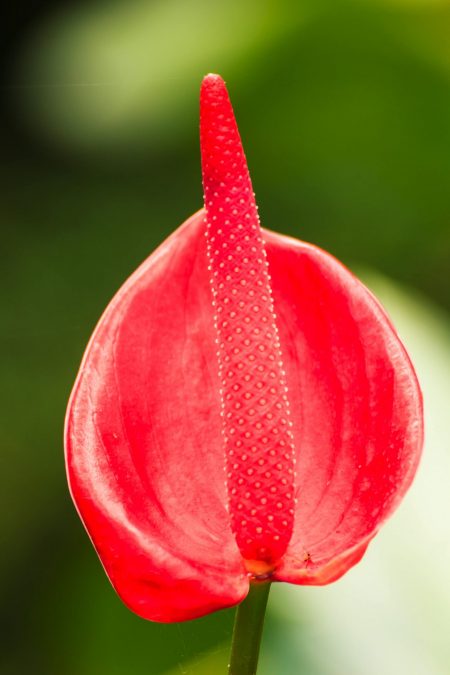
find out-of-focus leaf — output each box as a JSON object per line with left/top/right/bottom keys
{"left": 13, "top": 0, "right": 303, "bottom": 154}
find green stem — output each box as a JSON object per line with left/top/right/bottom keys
{"left": 228, "top": 581, "right": 271, "bottom": 675}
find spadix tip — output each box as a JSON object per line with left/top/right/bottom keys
{"left": 201, "top": 73, "right": 227, "bottom": 96}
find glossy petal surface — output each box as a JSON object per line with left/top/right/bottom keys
{"left": 66, "top": 212, "right": 422, "bottom": 617}
{"left": 66, "top": 212, "right": 248, "bottom": 622}
{"left": 262, "top": 231, "right": 423, "bottom": 583}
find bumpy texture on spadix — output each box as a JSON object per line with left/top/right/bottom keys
{"left": 65, "top": 73, "right": 423, "bottom": 622}
{"left": 201, "top": 76, "right": 296, "bottom": 568}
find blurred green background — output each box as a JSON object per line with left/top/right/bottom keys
{"left": 1, "top": 0, "right": 449, "bottom": 673}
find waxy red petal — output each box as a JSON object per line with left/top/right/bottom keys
{"left": 66, "top": 212, "right": 422, "bottom": 619}
{"left": 65, "top": 212, "right": 249, "bottom": 622}
{"left": 262, "top": 230, "right": 423, "bottom": 583}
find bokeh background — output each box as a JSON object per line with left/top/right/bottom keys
{"left": 1, "top": 0, "right": 449, "bottom": 673}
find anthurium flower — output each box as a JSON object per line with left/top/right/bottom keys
{"left": 65, "top": 74, "right": 423, "bottom": 623}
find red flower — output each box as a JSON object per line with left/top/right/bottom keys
{"left": 65, "top": 74, "right": 423, "bottom": 622}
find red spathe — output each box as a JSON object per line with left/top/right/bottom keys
{"left": 65, "top": 75, "right": 423, "bottom": 622}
